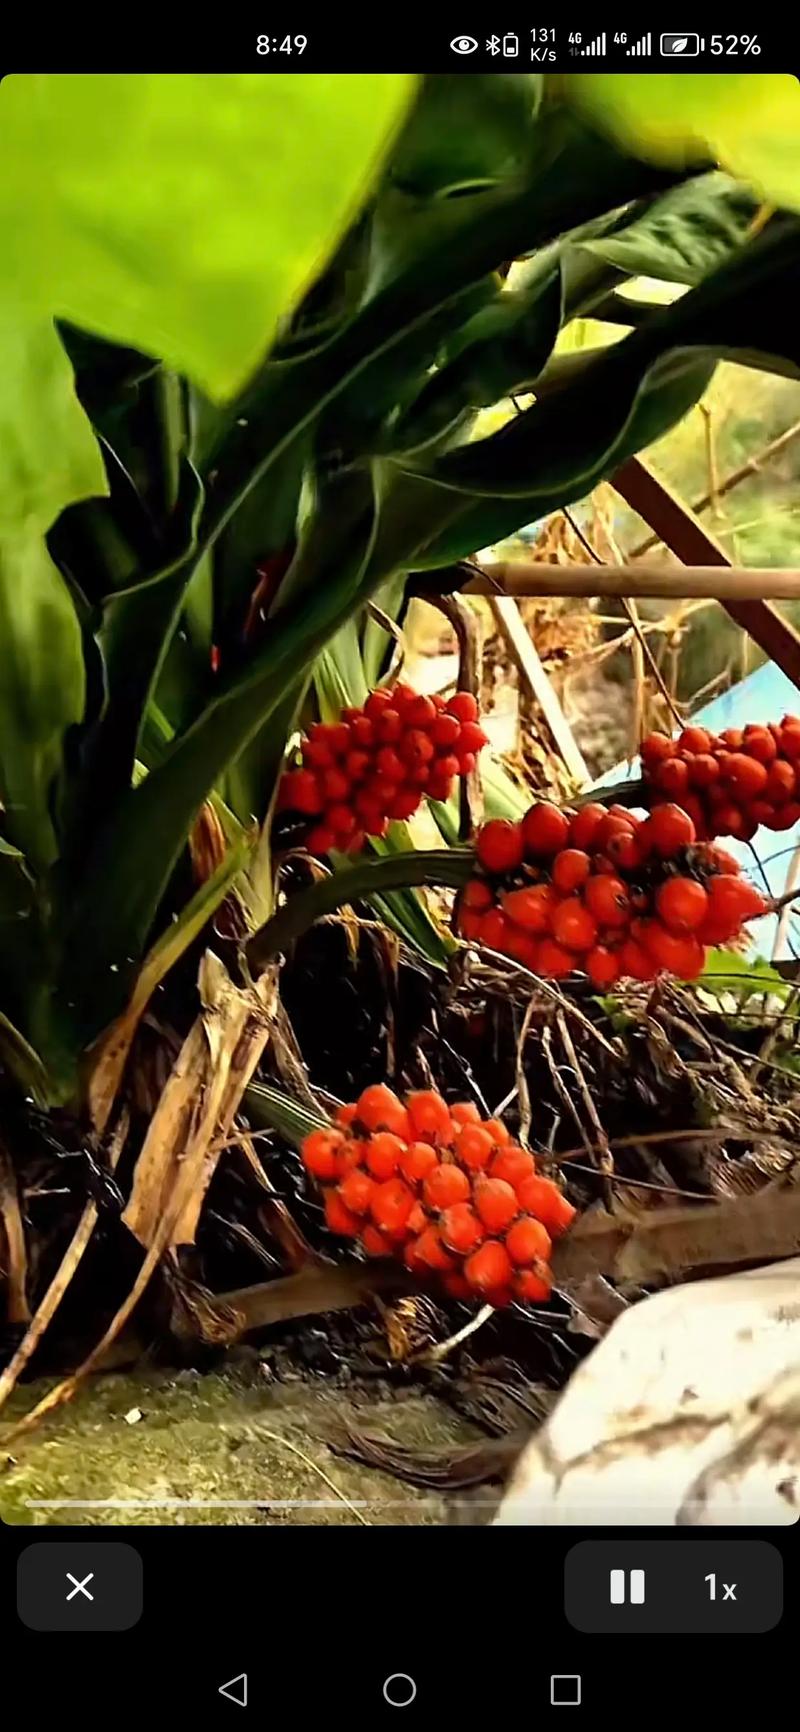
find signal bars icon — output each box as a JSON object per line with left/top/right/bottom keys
{"left": 626, "top": 31, "right": 652, "bottom": 55}
{"left": 578, "top": 30, "right": 606, "bottom": 55}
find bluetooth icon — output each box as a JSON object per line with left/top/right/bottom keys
{"left": 487, "top": 35, "right": 502, "bottom": 55}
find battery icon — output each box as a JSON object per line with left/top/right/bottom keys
{"left": 660, "top": 31, "right": 702, "bottom": 54}
{"left": 503, "top": 32, "right": 519, "bottom": 55}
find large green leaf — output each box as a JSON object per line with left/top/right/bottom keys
{"left": 565, "top": 73, "right": 800, "bottom": 213}
{"left": 579, "top": 171, "right": 758, "bottom": 285}
{"left": 0, "top": 318, "right": 107, "bottom": 538}
{"left": 1, "top": 73, "right": 414, "bottom": 399}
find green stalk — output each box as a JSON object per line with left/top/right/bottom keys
{"left": 245, "top": 847, "right": 474, "bottom": 971}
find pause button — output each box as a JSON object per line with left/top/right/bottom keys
{"left": 610, "top": 1569, "right": 645, "bottom": 1605}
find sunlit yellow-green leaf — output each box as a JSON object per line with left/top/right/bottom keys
{"left": 565, "top": 74, "right": 800, "bottom": 213}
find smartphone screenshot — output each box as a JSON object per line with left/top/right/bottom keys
{"left": 0, "top": 28, "right": 796, "bottom": 1721}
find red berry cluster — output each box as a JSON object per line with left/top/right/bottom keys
{"left": 642, "top": 718, "right": 800, "bottom": 841}
{"left": 455, "top": 800, "right": 768, "bottom": 986}
{"left": 277, "top": 686, "right": 487, "bottom": 856}
{"left": 301, "top": 1084, "right": 576, "bottom": 1308}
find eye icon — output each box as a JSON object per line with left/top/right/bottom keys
{"left": 450, "top": 34, "right": 479, "bottom": 53}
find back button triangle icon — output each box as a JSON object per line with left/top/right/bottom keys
{"left": 218, "top": 1674, "right": 248, "bottom": 1707}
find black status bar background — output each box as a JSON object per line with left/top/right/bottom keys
{"left": 0, "top": 23, "right": 795, "bottom": 72}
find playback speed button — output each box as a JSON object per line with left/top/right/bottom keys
{"left": 565, "top": 1540, "right": 782, "bottom": 1634}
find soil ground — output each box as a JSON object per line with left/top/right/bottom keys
{"left": 0, "top": 1364, "right": 485, "bottom": 1527}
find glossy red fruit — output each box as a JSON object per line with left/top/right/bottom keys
{"left": 387, "top": 788, "right": 422, "bottom": 821}
{"left": 723, "top": 753, "right": 769, "bottom": 800}
{"left": 491, "top": 1147, "right": 537, "bottom": 1190}
{"left": 461, "top": 879, "right": 494, "bottom": 912}
{"left": 305, "top": 824, "right": 337, "bottom": 856}
{"left": 476, "top": 819, "right": 524, "bottom": 874}
{"left": 474, "top": 1177, "right": 519, "bottom": 1232}
{"left": 605, "top": 827, "right": 644, "bottom": 871}
{"left": 479, "top": 908, "right": 513, "bottom": 952}
{"left": 655, "top": 877, "right": 709, "bottom": 934}
{"left": 376, "top": 709, "right": 403, "bottom": 744}
{"left": 484, "top": 1118, "right": 510, "bottom": 1147}
{"left": 568, "top": 803, "right": 608, "bottom": 851}
{"left": 370, "top": 1177, "right": 415, "bottom": 1239}
{"left": 678, "top": 726, "right": 712, "bottom": 755}
{"left": 618, "top": 936, "right": 657, "bottom": 981}
{"left": 647, "top": 803, "right": 696, "bottom": 855}
{"left": 464, "top": 1241, "right": 514, "bottom": 1295}
{"left": 689, "top": 753, "right": 720, "bottom": 789}
{"left": 356, "top": 1084, "right": 409, "bottom": 1137}
{"left": 514, "top": 1268, "right": 553, "bottom": 1303}
{"left": 327, "top": 804, "right": 358, "bottom": 837}
{"left": 742, "top": 725, "right": 778, "bottom": 765}
{"left": 365, "top": 1132, "right": 405, "bottom": 1181}
{"left": 412, "top": 1226, "right": 456, "bottom": 1272}
{"left": 302, "top": 1128, "right": 344, "bottom": 1181}
{"left": 456, "top": 1125, "right": 495, "bottom": 1171}
{"left": 459, "top": 721, "right": 489, "bottom": 754}
{"left": 339, "top": 1169, "right": 375, "bottom": 1215}
{"left": 423, "top": 1164, "right": 471, "bottom": 1210}
{"left": 766, "top": 760, "right": 796, "bottom": 804}
{"left": 586, "top": 945, "right": 622, "bottom": 989}
{"left": 707, "top": 874, "right": 767, "bottom": 931}
{"left": 325, "top": 1191, "right": 361, "bottom": 1238}
{"left": 641, "top": 732, "right": 676, "bottom": 767}
{"left": 364, "top": 688, "right": 393, "bottom": 721}
{"left": 446, "top": 692, "right": 479, "bottom": 724}
{"left": 407, "top": 1090, "right": 455, "bottom": 1144}
{"left": 505, "top": 1216, "right": 552, "bottom": 1266}
{"left": 534, "top": 937, "right": 575, "bottom": 979}
{"left": 458, "top": 908, "right": 485, "bottom": 942}
{"left": 280, "top": 769, "right": 324, "bottom": 815}
{"left": 432, "top": 714, "right": 461, "bottom": 749}
{"left": 361, "top": 1224, "right": 393, "bottom": 1257}
{"left": 712, "top": 801, "right": 748, "bottom": 840}
{"left": 552, "top": 898, "right": 597, "bottom": 954}
{"left": 516, "top": 1174, "right": 577, "bottom": 1236}
{"left": 440, "top": 1203, "right": 484, "bottom": 1255}
{"left": 501, "top": 884, "right": 557, "bottom": 933}
{"left": 656, "top": 757, "right": 690, "bottom": 799}
{"left": 521, "top": 802, "right": 570, "bottom": 858}
{"left": 399, "top": 1141, "right": 438, "bottom": 1185}
{"left": 442, "top": 1271, "right": 473, "bottom": 1300}
{"left": 584, "top": 874, "right": 631, "bottom": 928}
{"left": 771, "top": 801, "right": 800, "bottom": 830}
{"left": 641, "top": 921, "right": 705, "bottom": 979}
{"left": 552, "top": 849, "right": 591, "bottom": 894}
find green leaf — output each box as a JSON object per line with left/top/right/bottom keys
{"left": 246, "top": 848, "right": 473, "bottom": 972}
{"left": 579, "top": 171, "right": 758, "bottom": 285}
{"left": 244, "top": 1081, "right": 329, "bottom": 1146}
{"left": 1, "top": 73, "right": 415, "bottom": 400}
{"left": 388, "top": 73, "right": 542, "bottom": 198}
{"left": 697, "top": 948, "right": 791, "bottom": 1003}
{"left": 565, "top": 73, "right": 800, "bottom": 214}
{"left": 0, "top": 317, "right": 106, "bottom": 537}
{"left": 0, "top": 527, "right": 86, "bottom": 867}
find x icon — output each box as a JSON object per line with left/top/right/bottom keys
{"left": 66, "top": 1572, "right": 95, "bottom": 1602}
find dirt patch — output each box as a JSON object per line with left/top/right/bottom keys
{"left": 0, "top": 1362, "right": 484, "bottom": 1527}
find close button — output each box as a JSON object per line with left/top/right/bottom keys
{"left": 17, "top": 1542, "right": 143, "bottom": 1631}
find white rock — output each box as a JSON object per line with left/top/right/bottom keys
{"left": 494, "top": 1258, "right": 800, "bottom": 1526}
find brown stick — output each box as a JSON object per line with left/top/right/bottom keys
{"left": 462, "top": 562, "right": 800, "bottom": 602}
{"left": 612, "top": 457, "right": 800, "bottom": 691}
{"left": 488, "top": 594, "right": 590, "bottom": 787}
{"left": 427, "top": 591, "right": 484, "bottom": 838}
{"left": 0, "top": 1142, "right": 30, "bottom": 1324}
{"left": 633, "top": 419, "right": 800, "bottom": 556}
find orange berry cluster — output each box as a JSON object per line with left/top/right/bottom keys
{"left": 642, "top": 718, "right": 800, "bottom": 842}
{"left": 455, "top": 800, "right": 767, "bottom": 986}
{"left": 300, "top": 1084, "right": 576, "bottom": 1308}
{"left": 277, "top": 686, "right": 488, "bottom": 856}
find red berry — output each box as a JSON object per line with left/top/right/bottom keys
{"left": 305, "top": 824, "right": 337, "bottom": 855}
{"left": 412, "top": 1225, "right": 456, "bottom": 1272}
{"left": 655, "top": 877, "right": 709, "bottom": 934}
{"left": 534, "top": 937, "right": 575, "bottom": 979}
{"left": 521, "top": 802, "right": 570, "bottom": 858}
{"left": 505, "top": 1215, "right": 552, "bottom": 1266}
{"left": 375, "top": 747, "right": 404, "bottom": 782}
{"left": 462, "top": 879, "right": 494, "bottom": 913}
{"left": 423, "top": 1164, "right": 471, "bottom": 1210}
{"left": 361, "top": 1224, "right": 393, "bottom": 1257}
{"left": 450, "top": 1101, "right": 482, "bottom": 1127}
{"left": 585, "top": 873, "right": 631, "bottom": 928}
{"left": 327, "top": 803, "right": 358, "bottom": 837}
{"left": 370, "top": 1177, "right": 415, "bottom": 1239}
{"left": 464, "top": 1241, "right": 513, "bottom": 1295}
{"left": 325, "top": 1191, "right": 361, "bottom": 1238}
{"left": 501, "top": 884, "right": 557, "bottom": 933}
{"left": 605, "top": 827, "right": 644, "bottom": 871}
{"left": 618, "top": 936, "right": 657, "bottom": 981}
{"left": 376, "top": 709, "right": 402, "bottom": 744}
{"left": 641, "top": 921, "right": 705, "bottom": 978}
{"left": 479, "top": 908, "right": 513, "bottom": 952}
{"left": 344, "top": 750, "right": 370, "bottom": 782}
{"left": 641, "top": 732, "right": 676, "bottom": 767}
{"left": 408, "top": 1090, "right": 455, "bottom": 1144}
{"left": 723, "top": 752, "right": 768, "bottom": 800}
{"left": 656, "top": 757, "right": 690, "bottom": 798}
{"left": 302, "top": 1128, "right": 344, "bottom": 1181}
{"left": 440, "top": 1202, "right": 484, "bottom": 1254}
{"left": 491, "top": 1147, "right": 537, "bottom": 1190}
{"left": 364, "top": 689, "right": 393, "bottom": 720}
{"left": 707, "top": 874, "right": 767, "bottom": 934}
{"left": 365, "top": 1132, "right": 405, "bottom": 1180}
{"left": 387, "top": 788, "right": 422, "bottom": 821}
{"left": 351, "top": 716, "right": 375, "bottom": 747}
{"left": 771, "top": 801, "right": 800, "bottom": 830}
{"left": 339, "top": 1169, "right": 375, "bottom": 1215}
{"left": 280, "top": 769, "right": 323, "bottom": 815}
{"left": 552, "top": 849, "right": 591, "bottom": 894}
{"left": 568, "top": 803, "right": 608, "bottom": 851}
{"left": 485, "top": 1118, "right": 510, "bottom": 1146}
{"left": 459, "top": 909, "right": 485, "bottom": 941}
{"left": 474, "top": 1176, "right": 518, "bottom": 1232}
{"left": 514, "top": 1268, "right": 553, "bottom": 1303}
{"left": 766, "top": 760, "right": 796, "bottom": 804}
{"left": 403, "top": 695, "right": 437, "bottom": 728}
{"left": 446, "top": 692, "right": 479, "bottom": 724}
{"left": 516, "top": 1174, "right": 577, "bottom": 1236}
{"left": 586, "top": 944, "right": 621, "bottom": 989}
{"left": 356, "top": 1085, "right": 409, "bottom": 1137}
{"left": 442, "top": 1271, "right": 473, "bottom": 1300}
{"left": 432, "top": 714, "right": 461, "bottom": 749}
{"left": 455, "top": 1125, "right": 495, "bottom": 1171}
{"left": 552, "top": 897, "right": 597, "bottom": 954}
{"left": 678, "top": 726, "right": 712, "bottom": 755}
{"left": 689, "top": 753, "right": 720, "bottom": 789}
{"left": 646, "top": 803, "right": 696, "bottom": 856}
{"left": 459, "top": 721, "right": 489, "bottom": 754}
{"left": 743, "top": 725, "right": 778, "bottom": 765}
{"left": 476, "top": 819, "right": 524, "bottom": 874}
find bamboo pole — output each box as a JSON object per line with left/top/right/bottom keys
{"left": 488, "top": 594, "right": 589, "bottom": 787}
{"left": 461, "top": 563, "right": 800, "bottom": 602}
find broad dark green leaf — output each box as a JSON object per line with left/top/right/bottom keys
{"left": 388, "top": 73, "right": 542, "bottom": 198}
{"left": 579, "top": 172, "right": 758, "bottom": 286}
